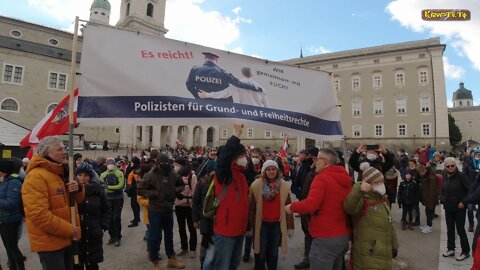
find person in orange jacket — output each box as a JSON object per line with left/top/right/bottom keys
{"left": 22, "top": 136, "right": 85, "bottom": 270}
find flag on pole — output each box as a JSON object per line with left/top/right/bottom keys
{"left": 280, "top": 135, "right": 288, "bottom": 158}
{"left": 20, "top": 89, "right": 79, "bottom": 157}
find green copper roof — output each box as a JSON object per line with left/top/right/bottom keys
{"left": 91, "top": 0, "right": 111, "bottom": 11}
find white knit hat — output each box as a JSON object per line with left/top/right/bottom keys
{"left": 261, "top": 159, "right": 279, "bottom": 174}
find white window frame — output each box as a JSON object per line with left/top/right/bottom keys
{"left": 420, "top": 97, "right": 430, "bottom": 112}
{"left": 418, "top": 69, "right": 428, "bottom": 85}
{"left": 352, "top": 101, "right": 361, "bottom": 116}
{"left": 397, "top": 123, "right": 407, "bottom": 137}
{"left": 114, "top": 127, "right": 120, "bottom": 134}
{"left": 279, "top": 132, "right": 285, "bottom": 138}
{"left": 395, "top": 70, "right": 405, "bottom": 87}
{"left": 334, "top": 78, "right": 340, "bottom": 92}
{"left": 396, "top": 99, "right": 407, "bottom": 114}
{"left": 2, "top": 63, "right": 24, "bottom": 85}
{"left": 247, "top": 128, "right": 254, "bottom": 139}
{"left": 48, "top": 72, "right": 68, "bottom": 91}
{"left": 222, "top": 129, "right": 228, "bottom": 139}
{"left": 0, "top": 97, "right": 20, "bottom": 113}
{"left": 352, "top": 125, "right": 361, "bottom": 138}
{"left": 265, "top": 130, "right": 272, "bottom": 139}
{"left": 351, "top": 75, "right": 360, "bottom": 91}
{"left": 45, "top": 103, "right": 58, "bottom": 115}
{"left": 372, "top": 73, "right": 382, "bottom": 89}
{"left": 467, "top": 121, "right": 473, "bottom": 128}
{"left": 374, "top": 124, "right": 384, "bottom": 137}
{"left": 421, "top": 123, "right": 432, "bottom": 137}
{"left": 373, "top": 100, "right": 383, "bottom": 115}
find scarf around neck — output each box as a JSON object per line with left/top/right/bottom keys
{"left": 262, "top": 177, "right": 281, "bottom": 200}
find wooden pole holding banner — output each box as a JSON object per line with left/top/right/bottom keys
{"left": 68, "top": 16, "right": 80, "bottom": 265}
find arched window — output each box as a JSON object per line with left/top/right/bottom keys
{"left": 147, "top": 3, "right": 154, "bottom": 17}
{"left": 0, "top": 98, "right": 19, "bottom": 112}
{"left": 126, "top": 3, "right": 130, "bottom": 16}
{"left": 46, "top": 103, "right": 58, "bottom": 115}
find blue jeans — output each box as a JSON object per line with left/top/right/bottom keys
{"left": 256, "top": 221, "right": 281, "bottom": 270}
{"left": 148, "top": 210, "right": 174, "bottom": 261}
{"left": 213, "top": 234, "right": 244, "bottom": 270}
{"left": 202, "top": 239, "right": 215, "bottom": 270}
{"left": 244, "top": 234, "right": 253, "bottom": 256}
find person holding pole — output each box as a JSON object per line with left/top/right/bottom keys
{"left": 22, "top": 136, "right": 85, "bottom": 270}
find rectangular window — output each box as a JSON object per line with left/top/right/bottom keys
{"left": 265, "top": 130, "right": 272, "bottom": 138}
{"left": 114, "top": 127, "right": 120, "bottom": 134}
{"left": 398, "top": 124, "right": 407, "bottom": 136}
{"left": 334, "top": 78, "right": 340, "bottom": 92}
{"left": 396, "top": 56, "right": 402, "bottom": 61}
{"left": 48, "top": 72, "right": 67, "bottom": 90}
{"left": 419, "top": 70, "right": 428, "bottom": 85}
{"left": 352, "top": 125, "right": 361, "bottom": 137}
{"left": 352, "top": 101, "right": 361, "bottom": 116}
{"left": 222, "top": 129, "right": 228, "bottom": 139}
{"left": 420, "top": 97, "right": 430, "bottom": 112}
{"left": 395, "top": 72, "right": 405, "bottom": 86}
{"left": 375, "top": 124, "right": 383, "bottom": 137}
{"left": 247, "top": 128, "right": 254, "bottom": 138}
{"left": 396, "top": 99, "right": 407, "bottom": 114}
{"left": 2, "top": 64, "right": 23, "bottom": 85}
{"left": 373, "top": 100, "right": 383, "bottom": 115}
{"left": 333, "top": 64, "right": 338, "bottom": 69}
{"left": 279, "top": 132, "right": 285, "bottom": 138}
{"left": 422, "top": 123, "right": 431, "bottom": 136}
{"left": 374, "top": 59, "right": 380, "bottom": 64}
{"left": 352, "top": 77, "right": 360, "bottom": 90}
{"left": 419, "top": 54, "right": 425, "bottom": 58}
{"left": 467, "top": 121, "right": 473, "bottom": 128}
{"left": 373, "top": 74, "right": 381, "bottom": 88}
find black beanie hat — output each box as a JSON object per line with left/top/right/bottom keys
{"left": 0, "top": 159, "right": 15, "bottom": 175}
{"left": 75, "top": 162, "right": 94, "bottom": 179}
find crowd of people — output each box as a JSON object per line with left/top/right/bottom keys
{"left": 1, "top": 127, "right": 480, "bottom": 270}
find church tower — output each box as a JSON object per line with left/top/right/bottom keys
{"left": 89, "top": 0, "right": 111, "bottom": 25}
{"left": 116, "top": 0, "right": 168, "bottom": 36}
{"left": 453, "top": 82, "right": 474, "bottom": 108}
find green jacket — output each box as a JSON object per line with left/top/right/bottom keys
{"left": 344, "top": 182, "right": 399, "bottom": 270}
{"left": 99, "top": 169, "right": 125, "bottom": 199}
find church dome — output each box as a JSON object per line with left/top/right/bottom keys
{"left": 453, "top": 82, "right": 473, "bottom": 100}
{"left": 91, "top": 0, "right": 111, "bottom": 11}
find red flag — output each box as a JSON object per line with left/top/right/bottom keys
{"left": 280, "top": 135, "right": 288, "bottom": 158}
{"left": 175, "top": 140, "right": 186, "bottom": 149}
{"left": 20, "top": 89, "right": 78, "bottom": 153}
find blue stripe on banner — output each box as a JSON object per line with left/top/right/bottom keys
{"left": 78, "top": 96, "right": 342, "bottom": 135}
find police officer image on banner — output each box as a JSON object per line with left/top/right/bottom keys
{"left": 186, "top": 52, "right": 262, "bottom": 102}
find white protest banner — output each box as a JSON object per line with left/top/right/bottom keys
{"left": 78, "top": 25, "right": 342, "bottom": 140}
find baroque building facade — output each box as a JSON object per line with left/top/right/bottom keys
{"left": 448, "top": 82, "right": 480, "bottom": 148}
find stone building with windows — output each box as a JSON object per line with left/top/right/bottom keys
{"left": 448, "top": 82, "right": 480, "bottom": 148}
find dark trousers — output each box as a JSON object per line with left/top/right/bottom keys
{"left": 38, "top": 246, "right": 73, "bottom": 270}
{"left": 445, "top": 208, "right": 470, "bottom": 254}
{"left": 73, "top": 262, "right": 99, "bottom": 270}
{"left": 0, "top": 222, "right": 25, "bottom": 270}
{"left": 244, "top": 234, "right": 253, "bottom": 256}
{"left": 175, "top": 205, "right": 197, "bottom": 251}
{"left": 468, "top": 204, "right": 475, "bottom": 228}
{"left": 108, "top": 198, "right": 123, "bottom": 240}
{"left": 414, "top": 203, "right": 421, "bottom": 222}
{"left": 425, "top": 207, "right": 435, "bottom": 227}
{"left": 148, "top": 210, "right": 175, "bottom": 262}
{"left": 255, "top": 221, "right": 281, "bottom": 270}
{"left": 401, "top": 204, "right": 414, "bottom": 223}
{"left": 130, "top": 192, "right": 140, "bottom": 223}
{"left": 301, "top": 217, "right": 312, "bottom": 263}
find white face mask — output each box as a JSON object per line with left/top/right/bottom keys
{"left": 251, "top": 158, "right": 260, "bottom": 165}
{"left": 107, "top": 164, "right": 115, "bottom": 171}
{"left": 373, "top": 183, "right": 386, "bottom": 195}
{"left": 236, "top": 156, "right": 248, "bottom": 167}
{"left": 367, "top": 154, "right": 377, "bottom": 161}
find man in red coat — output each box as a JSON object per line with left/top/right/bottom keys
{"left": 286, "top": 148, "right": 352, "bottom": 270}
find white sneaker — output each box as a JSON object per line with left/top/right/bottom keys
{"left": 419, "top": 225, "right": 426, "bottom": 230}
{"left": 421, "top": 226, "right": 432, "bottom": 234}
{"left": 442, "top": 250, "right": 455, "bottom": 257}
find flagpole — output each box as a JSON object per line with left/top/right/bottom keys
{"left": 68, "top": 16, "right": 80, "bottom": 265}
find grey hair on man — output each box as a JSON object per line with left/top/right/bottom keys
{"left": 318, "top": 148, "right": 340, "bottom": 165}
{"left": 35, "top": 136, "right": 63, "bottom": 157}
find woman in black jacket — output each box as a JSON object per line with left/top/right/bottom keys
{"left": 74, "top": 162, "right": 111, "bottom": 270}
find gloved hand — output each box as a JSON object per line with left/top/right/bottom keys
{"left": 288, "top": 229, "right": 294, "bottom": 238}
{"left": 392, "top": 249, "right": 398, "bottom": 258}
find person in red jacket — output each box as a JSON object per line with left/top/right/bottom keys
{"left": 286, "top": 148, "right": 352, "bottom": 270}
{"left": 213, "top": 123, "right": 249, "bottom": 270}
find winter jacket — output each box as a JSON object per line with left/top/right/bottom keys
{"left": 294, "top": 159, "right": 313, "bottom": 197}
{"left": 249, "top": 177, "right": 293, "bottom": 255}
{"left": 441, "top": 169, "right": 471, "bottom": 211}
{"left": 344, "top": 182, "right": 399, "bottom": 270}
{"left": 348, "top": 150, "right": 394, "bottom": 182}
{"left": 191, "top": 175, "right": 214, "bottom": 235}
{"left": 137, "top": 166, "right": 182, "bottom": 213}
{"left": 397, "top": 180, "right": 419, "bottom": 206}
{"left": 137, "top": 195, "right": 149, "bottom": 225}
{"left": 291, "top": 166, "right": 352, "bottom": 238}
{"left": 419, "top": 168, "right": 439, "bottom": 209}
{"left": 99, "top": 169, "right": 125, "bottom": 200}
{"left": 384, "top": 168, "right": 399, "bottom": 204}
{"left": 0, "top": 175, "right": 23, "bottom": 224}
{"left": 77, "top": 176, "right": 111, "bottom": 265}
{"left": 174, "top": 172, "right": 197, "bottom": 207}
{"left": 22, "top": 153, "right": 85, "bottom": 252}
